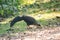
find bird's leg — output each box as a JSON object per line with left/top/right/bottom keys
{"left": 27, "top": 26, "right": 32, "bottom": 29}
{"left": 36, "top": 25, "right": 42, "bottom": 29}
{"left": 27, "top": 25, "right": 37, "bottom": 31}
{"left": 26, "top": 26, "right": 32, "bottom": 31}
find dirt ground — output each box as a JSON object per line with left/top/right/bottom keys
{"left": 0, "top": 26, "right": 60, "bottom": 40}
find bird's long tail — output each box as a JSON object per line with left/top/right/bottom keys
{"left": 10, "top": 16, "right": 23, "bottom": 27}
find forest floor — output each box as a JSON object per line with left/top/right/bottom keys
{"left": 0, "top": 26, "right": 60, "bottom": 40}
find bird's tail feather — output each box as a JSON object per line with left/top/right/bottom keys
{"left": 10, "top": 16, "right": 23, "bottom": 27}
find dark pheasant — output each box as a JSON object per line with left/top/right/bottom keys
{"left": 9, "top": 15, "right": 41, "bottom": 31}
{"left": 10, "top": 15, "right": 40, "bottom": 27}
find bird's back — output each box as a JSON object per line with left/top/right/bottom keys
{"left": 22, "top": 16, "right": 39, "bottom": 26}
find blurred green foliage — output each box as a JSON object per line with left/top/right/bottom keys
{"left": 0, "top": 0, "right": 60, "bottom": 17}
{"left": 20, "top": 0, "right": 60, "bottom": 14}
{"left": 0, "top": 0, "right": 19, "bottom": 17}
{"left": 0, "top": 0, "right": 36, "bottom": 17}
{"left": 0, "top": 21, "right": 27, "bottom": 34}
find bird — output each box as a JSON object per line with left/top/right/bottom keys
{"left": 9, "top": 15, "right": 41, "bottom": 31}
{"left": 56, "top": 16, "right": 60, "bottom": 19}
